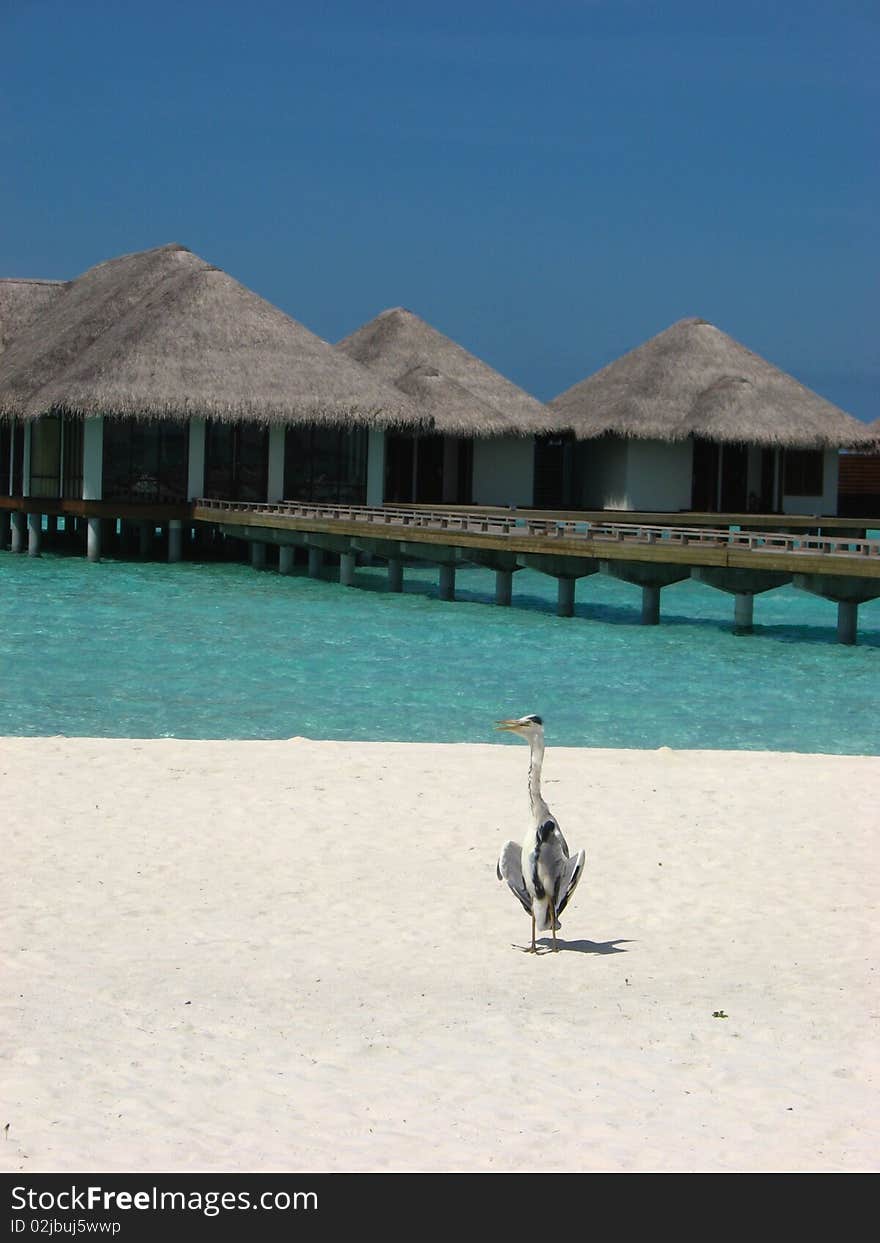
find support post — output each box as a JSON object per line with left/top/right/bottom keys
{"left": 518, "top": 553, "right": 597, "bottom": 616}
{"left": 168, "top": 520, "right": 183, "bottom": 564}
{"left": 837, "top": 601, "right": 858, "bottom": 647}
{"left": 10, "top": 511, "right": 25, "bottom": 554}
{"left": 691, "top": 567, "right": 791, "bottom": 635}
{"left": 439, "top": 563, "right": 455, "bottom": 601}
{"left": 250, "top": 540, "right": 266, "bottom": 569}
{"left": 388, "top": 558, "right": 403, "bottom": 592}
{"left": 27, "top": 512, "right": 42, "bottom": 557}
{"left": 340, "top": 551, "right": 356, "bottom": 586}
{"left": 278, "top": 546, "right": 295, "bottom": 575}
{"left": 792, "top": 573, "right": 879, "bottom": 647}
{"left": 733, "top": 592, "right": 754, "bottom": 633}
{"left": 308, "top": 547, "right": 323, "bottom": 578}
{"left": 641, "top": 584, "right": 661, "bottom": 625}
{"left": 557, "top": 577, "right": 576, "bottom": 617}
{"left": 495, "top": 568, "right": 513, "bottom": 606}
{"left": 87, "top": 516, "right": 101, "bottom": 563}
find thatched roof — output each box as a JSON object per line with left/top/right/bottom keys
{"left": 337, "top": 307, "right": 554, "bottom": 437}
{"left": 0, "top": 278, "right": 68, "bottom": 357}
{"left": 0, "top": 244, "right": 420, "bottom": 427}
{"left": 550, "top": 318, "right": 874, "bottom": 449}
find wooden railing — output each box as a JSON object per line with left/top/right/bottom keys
{"left": 194, "top": 499, "right": 880, "bottom": 562}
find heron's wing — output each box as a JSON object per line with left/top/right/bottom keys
{"left": 554, "top": 848, "right": 585, "bottom": 917}
{"left": 554, "top": 826, "right": 570, "bottom": 858}
{"left": 497, "top": 841, "right": 532, "bottom": 914}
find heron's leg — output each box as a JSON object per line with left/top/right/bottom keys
{"left": 530, "top": 912, "right": 536, "bottom": 953}
{"left": 550, "top": 901, "right": 557, "bottom": 952}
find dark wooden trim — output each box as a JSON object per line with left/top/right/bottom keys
{"left": 0, "top": 497, "right": 191, "bottom": 520}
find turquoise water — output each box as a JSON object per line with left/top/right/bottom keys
{"left": 0, "top": 550, "right": 877, "bottom": 753}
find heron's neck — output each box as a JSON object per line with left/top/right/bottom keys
{"left": 528, "top": 734, "right": 551, "bottom": 824}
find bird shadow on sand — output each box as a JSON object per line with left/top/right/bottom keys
{"left": 513, "top": 937, "right": 632, "bottom": 956}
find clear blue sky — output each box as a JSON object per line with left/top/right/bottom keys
{"left": 2, "top": 0, "right": 876, "bottom": 419}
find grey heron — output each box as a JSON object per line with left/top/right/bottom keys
{"left": 496, "top": 714, "right": 585, "bottom": 952}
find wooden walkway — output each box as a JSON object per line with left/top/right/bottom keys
{"left": 193, "top": 498, "right": 880, "bottom": 579}
{"left": 190, "top": 498, "right": 880, "bottom": 644}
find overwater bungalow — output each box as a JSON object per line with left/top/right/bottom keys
{"left": 1, "top": 247, "right": 874, "bottom": 556}
{"left": 337, "top": 307, "right": 553, "bottom": 506}
{"left": 2, "top": 250, "right": 878, "bottom": 642}
{"left": 0, "top": 244, "right": 422, "bottom": 555}
{"left": 548, "top": 318, "right": 873, "bottom": 515}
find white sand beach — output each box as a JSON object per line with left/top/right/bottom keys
{"left": 1, "top": 736, "right": 877, "bottom": 1174}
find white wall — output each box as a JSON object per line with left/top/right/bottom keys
{"left": 782, "top": 449, "right": 839, "bottom": 515}
{"left": 367, "top": 429, "right": 386, "bottom": 506}
{"left": 266, "top": 425, "right": 285, "bottom": 502}
{"left": 22, "top": 421, "right": 32, "bottom": 497}
{"left": 187, "top": 418, "right": 206, "bottom": 500}
{"left": 471, "top": 436, "right": 534, "bottom": 506}
{"left": 82, "top": 416, "right": 103, "bottom": 500}
{"left": 624, "top": 439, "right": 693, "bottom": 511}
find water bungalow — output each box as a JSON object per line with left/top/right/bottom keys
{"left": 0, "top": 243, "right": 422, "bottom": 558}
{"left": 1, "top": 244, "right": 877, "bottom": 642}
{"left": 548, "top": 317, "right": 873, "bottom": 515}
{"left": 2, "top": 246, "right": 873, "bottom": 531}
{"left": 337, "top": 307, "right": 551, "bottom": 506}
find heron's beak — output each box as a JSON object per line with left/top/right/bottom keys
{"left": 495, "top": 719, "right": 523, "bottom": 732}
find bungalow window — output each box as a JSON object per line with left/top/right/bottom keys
{"left": 1, "top": 419, "right": 26, "bottom": 497}
{"left": 283, "top": 425, "right": 367, "bottom": 505}
{"left": 22, "top": 413, "right": 83, "bottom": 499}
{"left": 103, "top": 418, "right": 188, "bottom": 503}
{"left": 782, "top": 449, "right": 823, "bottom": 497}
{"left": 61, "top": 416, "right": 84, "bottom": 499}
{"left": 204, "top": 421, "right": 268, "bottom": 503}
{"left": 28, "top": 415, "right": 62, "bottom": 498}
{"left": 0, "top": 420, "right": 12, "bottom": 497}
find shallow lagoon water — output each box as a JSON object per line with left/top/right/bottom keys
{"left": 0, "top": 551, "right": 877, "bottom": 753}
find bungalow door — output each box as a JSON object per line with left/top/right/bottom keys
{"left": 534, "top": 433, "right": 574, "bottom": 509}
{"left": 691, "top": 438, "right": 720, "bottom": 511}
{"left": 720, "top": 443, "right": 748, "bottom": 513}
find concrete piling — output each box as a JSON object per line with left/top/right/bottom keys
{"left": 340, "top": 551, "right": 356, "bottom": 586}
{"left": 388, "top": 558, "right": 403, "bottom": 592}
{"left": 27, "top": 512, "right": 42, "bottom": 557}
{"left": 10, "top": 511, "right": 26, "bottom": 554}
